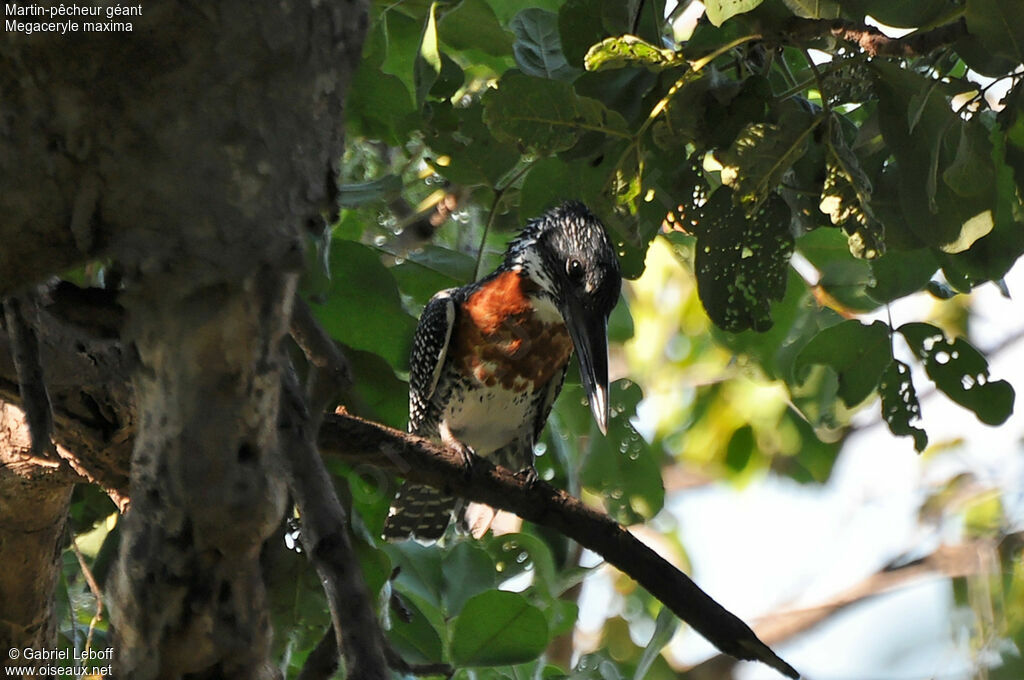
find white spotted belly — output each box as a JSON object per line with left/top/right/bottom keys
{"left": 442, "top": 383, "right": 534, "bottom": 458}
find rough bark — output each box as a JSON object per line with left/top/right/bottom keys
{"left": 0, "top": 403, "right": 73, "bottom": 670}
{"left": 2, "top": 0, "right": 367, "bottom": 677}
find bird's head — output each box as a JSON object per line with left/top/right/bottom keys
{"left": 507, "top": 201, "right": 622, "bottom": 434}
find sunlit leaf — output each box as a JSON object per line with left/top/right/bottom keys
{"left": 704, "top": 0, "right": 765, "bottom": 27}
{"left": 718, "top": 113, "right": 820, "bottom": 215}
{"left": 414, "top": 3, "right": 443, "bottom": 105}
{"left": 584, "top": 35, "right": 685, "bottom": 72}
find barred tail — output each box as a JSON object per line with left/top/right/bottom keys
{"left": 383, "top": 483, "right": 457, "bottom": 542}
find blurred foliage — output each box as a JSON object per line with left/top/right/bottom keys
{"left": 55, "top": 0, "right": 1024, "bottom": 677}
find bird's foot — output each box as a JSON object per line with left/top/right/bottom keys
{"left": 513, "top": 466, "right": 539, "bottom": 488}
{"left": 454, "top": 442, "right": 476, "bottom": 479}
{"left": 439, "top": 422, "right": 475, "bottom": 480}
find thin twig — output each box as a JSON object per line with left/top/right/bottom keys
{"left": 71, "top": 537, "right": 104, "bottom": 654}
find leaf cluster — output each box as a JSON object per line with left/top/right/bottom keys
{"left": 299, "top": 0, "right": 1024, "bottom": 674}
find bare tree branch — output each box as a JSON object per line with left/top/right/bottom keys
{"left": 784, "top": 17, "right": 968, "bottom": 58}
{"left": 278, "top": 371, "right": 391, "bottom": 680}
{"left": 317, "top": 413, "right": 800, "bottom": 679}
{"left": 686, "top": 535, "right": 1016, "bottom": 678}
{"left": 3, "top": 292, "right": 56, "bottom": 458}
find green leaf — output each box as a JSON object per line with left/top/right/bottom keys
{"left": 943, "top": 121, "right": 996, "bottom": 198}
{"left": 795, "top": 320, "right": 891, "bottom": 407}
{"left": 578, "top": 381, "right": 664, "bottom": 524}
{"left": 840, "top": 0, "right": 957, "bottom": 28}
{"left": 879, "top": 359, "right": 928, "bottom": 452}
{"left": 343, "top": 347, "right": 408, "bottom": 428}
{"left": 899, "top": 322, "right": 1015, "bottom": 426}
{"left": 450, "top": 591, "right": 549, "bottom": 666}
{"left": 872, "top": 62, "right": 995, "bottom": 253}
{"left": 651, "top": 70, "right": 710, "bottom": 148}
{"left": 442, "top": 541, "right": 498, "bottom": 615}
{"left": 518, "top": 155, "right": 617, "bottom": 227}
{"left": 820, "top": 117, "right": 884, "bottom": 259}
{"left": 484, "top": 532, "right": 559, "bottom": 599}
{"left": 483, "top": 73, "right": 628, "bottom": 154}
{"left": 426, "top": 102, "right": 521, "bottom": 186}
{"left": 387, "top": 590, "right": 446, "bottom": 665}
{"left": 965, "top": 0, "right": 1024, "bottom": 64}
{"left": 558, "top": 0, "right": 609, "bottom": 68}
{"left": 391, "top": 244, "right": 474, "bottom": 306}
{"left": 385, "top": 541, "right": 445, "bottom": 606}
{"left": 783, "top": 0, "right": 839, "bottom": 18}
{"left": 337, "top": 175, "right": 403, "bottom": 208}
{"left": 692, "top": 189, "right": 794, "bottom": 333}
{"left": 380, "top": 10, "right": 422, "bottom": 96}
{"left": 584, "top": 35, "right": 685, "bottom": 72}
{"left": 704, "top": 0, "right": 765, "bottom": 26}
{"left": 414, "top": 3, "right": 443, "bottom": 105}
{"left": 632, "top": 608, "right": 678, "bottom": 680}
{"left": 718, "top": 113, "right": 820, "bottom": 215}
{"left": 346, "top": 64, "right": 415, "bottom": 146}
{"left": 725, "top": 424, "right": 756, "bottom": 473}
{"left": 312, "top": 240, "right": 417, "bottom": 371}
{"left": 867, "top": 248, "right": 939, "bottom": 303}
{"left": 485, "top": 0, "right": 563, "bottom": 24}
{"left": 439, "top": 0, "right": 514, "bottom": 57}
{"left": 510, "top": 8, "right": 581, "bottom": 81}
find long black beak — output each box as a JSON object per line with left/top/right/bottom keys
{"left": 562, "top": 297, "right": 610, "bottom": 435}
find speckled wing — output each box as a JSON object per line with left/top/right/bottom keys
{"left": 408, "top": 290, "right": 456, "bottom": 434}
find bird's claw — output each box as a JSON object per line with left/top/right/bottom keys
{"left": 514, "top": 466, "right": 539, "bottom": 488}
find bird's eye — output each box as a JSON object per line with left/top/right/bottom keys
{"left": 566, "top": 258, "right": 584, "bottom": 280}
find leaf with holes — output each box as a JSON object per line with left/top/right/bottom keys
{"left": 879, "top": 359, "right": 927, "bottom": 452}
{"left": 450, "top": 591, "right": 549, "bottom": 666}
{"left": 692, "top": 189, "right": 793, "bottom": 332}
{"left": 898, "top": 323, "right": 1015, "bottom": 426}
{"left": 795, "top": 320, "right": 891, "bottom": 407}
{"left": 584, "top": 35, "right": 685, "bottom": 72}
{"left": 718, "top": 114, "right": 819, "bottom": 215}
{"left": 819, "top": 120, "right": 884, "bottom": 259}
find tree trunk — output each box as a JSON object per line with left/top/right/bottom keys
{"left": 0, "top": 403, "right": 73, "bottom": 670}
{"left": 1, "top": 1, "right": 367, "bottom": 676}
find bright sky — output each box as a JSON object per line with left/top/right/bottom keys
{"left": 577, "top": 260, "right": 1024, "bottom": 679}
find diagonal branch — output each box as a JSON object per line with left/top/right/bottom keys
{"left": 278, "top": 372, "right": 391, "bottom": 680}
{"left": 1, "top": 305, "right": 797, "bottom": 677}
{"left": 318, "top": 413, "right": 800, "bottom": 679}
